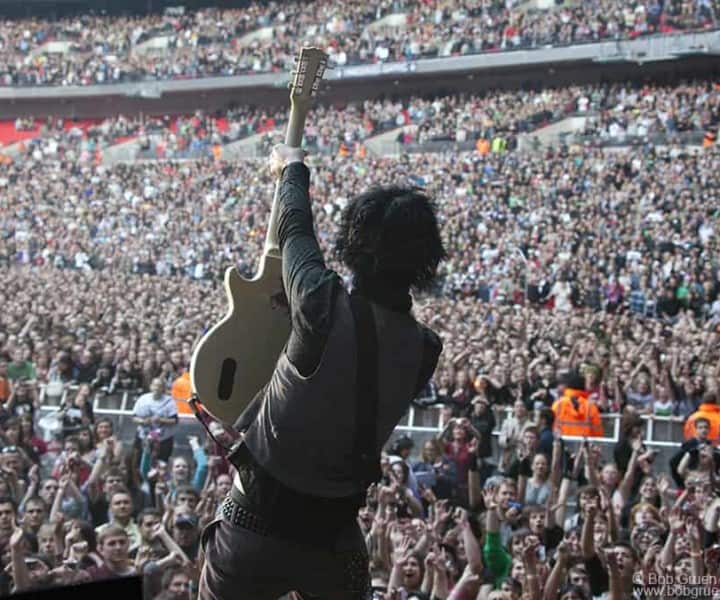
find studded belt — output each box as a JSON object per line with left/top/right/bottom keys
{"left": 220, "top": 494, "right": 272, "bottom": 537}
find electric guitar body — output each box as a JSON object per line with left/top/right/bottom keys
{"left": 189, "top": 256, "right": 289, "bottom": 425}
{"left": 190, "top": 47, "right": 328, "bottom": 425}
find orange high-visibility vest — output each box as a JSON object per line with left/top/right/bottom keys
{"left": 684, "top": 403, "right": 720, "bottom": 444}
{"left": 171, "top": 372, "right": 193, "bottom": 415}
{"left": 476, "top": 138, "right": 490, "bottom": 155}
{"left": 552, "top": 388, "right": 603, "bottom": 437}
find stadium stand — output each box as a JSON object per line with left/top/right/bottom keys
{"left": 0, "top": 1, "right": 718, "bottom": 85}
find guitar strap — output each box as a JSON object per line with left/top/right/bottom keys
{"left": 349, "top": 291, "right": 382, "bottom": 491}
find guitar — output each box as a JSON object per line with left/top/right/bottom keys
{"left": 190, "top": 47, "right": 329, "bottom": 425}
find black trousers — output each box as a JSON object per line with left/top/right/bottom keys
{"left": 199, "top": 513, "right": 370, "bottom": 599}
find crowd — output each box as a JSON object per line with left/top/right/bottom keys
{"left": 0, "top": 76, "right": 720, "bottom": 596}
{"left": 0, "top": 0, "right": 718, "bottom": 86}
{"left": 578, "top": 80, "right": 720, "bottom": 145}
{"left": 3, "top": 109, "right": 281, "bottom": 161}
{"left": 5, "top": 79, "right": 718, "bottom": 164}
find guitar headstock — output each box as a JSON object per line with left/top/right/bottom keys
{"left": 289, "top": 47, "right": 329, "bottom": 110}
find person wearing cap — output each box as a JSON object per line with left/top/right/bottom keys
{"left": 171, "top": 512, "right": 200, "bottom": 562}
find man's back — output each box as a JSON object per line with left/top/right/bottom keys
{"left": 244, "top": 287, "right": 432, "bottom": 498}
{"left": 238, "top": 161, "right": 441, "bottom": 498}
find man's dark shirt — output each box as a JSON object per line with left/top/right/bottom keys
{"left": 657, "top": 294, "right": 680, "bottom": 318}
{"left": 538, "top": 426, "right": 554, "bottom": 458}
{"left": 232, "top": 162, "right": 441, "bottom": 526}
{"left": 75, "top": 361, "right": 99, "bottom": 384}
{"left": 237, "top": 162, "right": 440, "bottom": 431}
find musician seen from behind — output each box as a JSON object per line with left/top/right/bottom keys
{"left": 199, "top": 144, "right": 445, "bottom": 599}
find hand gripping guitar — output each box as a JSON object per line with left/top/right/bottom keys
{"left": 190, "top": 47, "right": 329, "bottom": 425}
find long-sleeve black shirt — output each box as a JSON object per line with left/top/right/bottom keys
{"left": 236, "top": 162, "right": 440, "bottom": 431}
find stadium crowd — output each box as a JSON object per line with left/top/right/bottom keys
{"left": 4, "top": 79, "right": 718, "bottom": 162}
{"left": 1, "top": 125, "right": 720, "bottom": 596}
{"left": 0, "top": 47, "right": 720, "bottom": 597}
{"left": 0, "top": 0, "right": 718, "bottom": 86}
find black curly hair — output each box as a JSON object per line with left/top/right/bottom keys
{"left": 335, "top": 186, "right": 445, "bottom": 291}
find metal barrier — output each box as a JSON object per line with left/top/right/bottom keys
{"left": 562, "top": 130, "right": 706, "bottom": 148}
{"left": 38, "top": 384, "right": 685, "bottom": 449}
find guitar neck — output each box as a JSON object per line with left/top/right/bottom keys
{"left": 263, "top": 106, "right": 310, "bottom": 258}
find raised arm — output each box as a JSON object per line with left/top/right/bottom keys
{"left": 388, "top": 536, "right": 413, "bottom": 591}
{"left": 617, "top": 440, "right": 641, "bottom": 503}
{"left": 448, "top": 568, "right": 481, "bottom": 600}
{"left": 436, "top": 418, "right": 455, "bottom": 444}
{"left": 482, "top": 487, "right": 512, "bottom": 582}
{"left": 522, "top": 540, "right": 542, "bottom": 600}
{"left": 549, "top": 437, "right": 563, "bottom": 495}
{"left": 10, "top": 527, "right": 31, "bottom": 592}
{"left": 703, "top": 498, "right": 720, "bottom": 535}
{"left": 553, "top": 477, "right": 572, "bottom": 530}
{"left": 659, "top": 507, "right": 683, "bottom": 570}
{"left": 543, "top": 541, "right": 570, "bottom": 600}
{"left": 581, "top": 503, "right": 597, "bottom": 560}
{"left": 468, "top": 439, "right": 482, "bottom": 511}
{"left": 687, "top": 518, "right": 705, "bottom": 579}
{"left": 274, "top": 154, "right": 333, "bottom": 317}
{"left": 50, "top": 475, "right": 68, "bottom": 524}
{"left": 677, "top": 451, "right": 692, "bottom": 480}
{"left": 18, "top": 465, "right": 39, "bottom": 513}
{"left": 84, "top": 453, "right": 109, "bottom": 503}
{"left": 599, "top": 487, "right": 619, "bottom": 543}
{"left": 189, "top": 436, "right": 208, "bottom": 491}
{"left": 431, "top": 551, "right": 450, "bottom": 600}
{"left": 458, "top": 509, "right": 483, "bottom": 575}
{"left": 584, "top": 444, "right": 601, "bottom": 488}
{"left": 421, "top": 551, "right": 435, "bottom": 596}
{"left": 606, "top": 549, "right": 624, "bottom": 600}
{"left": 152, "top": 523, "right": 191, "bottom": 567}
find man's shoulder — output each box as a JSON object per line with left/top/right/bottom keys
{"left": 421, "top": 326, "right": 443, "bottom": 355}
{"left": 134, "top": 393, "right": 152, "bottom": 405}
{"left": 285, "top": 270, "right": 344, "bottom": 349}
{"left": 132, "top": 394, "right": 151, "bottom": 413}
{"left": 160, "top": 394, "right": 178, "bottom": 413}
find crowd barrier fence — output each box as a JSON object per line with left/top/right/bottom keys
{"left": 36, "top": 384, "right": 686, "bottom": 465}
